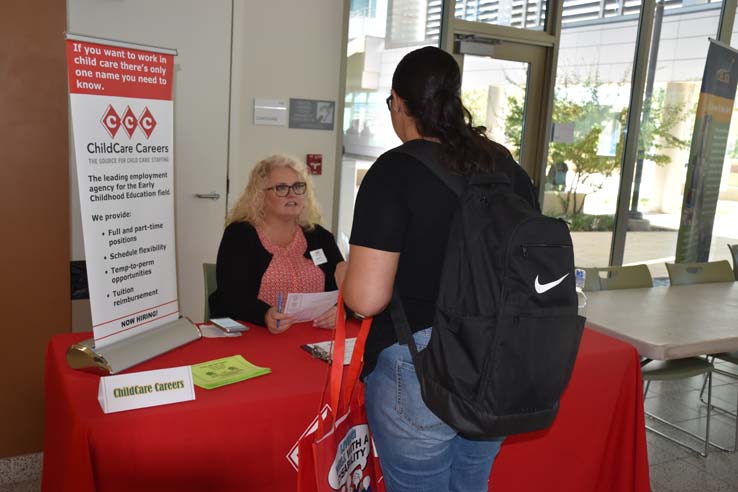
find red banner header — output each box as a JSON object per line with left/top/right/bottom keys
{"left": 66, "top": 40, "right": 174, "bottom": 101}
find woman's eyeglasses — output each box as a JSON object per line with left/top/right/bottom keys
{"left": 264, "top": 182, "right": 307, "bottom": 197}
{"left": 386, "top": 94, "right": 393, "bottom": 111}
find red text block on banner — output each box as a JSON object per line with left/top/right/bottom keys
{"left": 66, "top": 40, "right": 174, "bottom": 101}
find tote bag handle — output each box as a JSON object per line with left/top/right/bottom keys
{"left": 324, "top": 291, "right": 372, "bottom": 430}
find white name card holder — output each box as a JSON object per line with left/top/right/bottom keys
{"left": 98, "top": 365, "right": 195, "bottom": 414}
{"left": 67, "top": 317, "right": 201, "bottom": 375}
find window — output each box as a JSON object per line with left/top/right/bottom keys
{"left": 338, "top": 0, "right": 439, "bottom": 250}
{"left": 622, "top": 0, "right": 732, "bottom": 275}
{"left": 455, "top": 0, "right": 548, "bottom": 29}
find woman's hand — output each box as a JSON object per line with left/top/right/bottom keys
{"left": 313, "top": 305, "right": 337, "bottom": 329}
{"left": 265, "top": 307, "right": 296, "bottom": 334}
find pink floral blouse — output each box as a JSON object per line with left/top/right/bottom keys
{"left": 255, "top": 226, "right": 324, "bottom": 307}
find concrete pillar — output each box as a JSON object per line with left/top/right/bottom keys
{"left": 655, "top": 81, "right": 700, "bottom": 214}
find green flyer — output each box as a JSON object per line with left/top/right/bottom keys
{"left": 191, "top": 355, "right": 271, "bottom": 390}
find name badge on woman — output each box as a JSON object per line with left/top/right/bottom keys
{"left": 310, "top": 249, "right": 327, "bottom": 266}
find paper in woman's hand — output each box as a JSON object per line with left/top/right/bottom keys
{"left": 284, "top": 290, "right": 338, "bottom": 323}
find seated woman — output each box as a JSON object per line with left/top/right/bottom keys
{"left": 209, "top": 154, "right": 343, "bottom": 333}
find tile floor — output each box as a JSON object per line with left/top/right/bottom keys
{"left": 2, "top": 367, "right": 736, "bottom": 491}
{"left": 0, "top": 451, "right": 41, "bottom": 492}
{"left": 0, "top": 481, "right": 40, "bottom": 492}
{"left": 646, "top": 361, "right": 738, "bottom": 492}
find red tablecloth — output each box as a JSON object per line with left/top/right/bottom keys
{"left": 42, "top": 324, "right": 649, "bottom": 492}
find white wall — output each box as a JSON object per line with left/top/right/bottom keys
{"left": 227, "top": 0, "right": 345, "bottom": 227}
{"left": 68, "top": 0, "right": 345, "bottom": 321}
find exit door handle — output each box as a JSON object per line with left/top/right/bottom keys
{"left": 195, "top": 192, "right": 221, "bottom": 200}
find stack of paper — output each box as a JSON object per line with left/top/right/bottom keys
{"left": 284, "top": 290, "right": 338, "bottom": 323}
{"left": 191, "top": 355, "right": 271, "bottom": 390}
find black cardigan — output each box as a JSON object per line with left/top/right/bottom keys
{"left": 208, "top": 221, "right": 344, "bottom": 326}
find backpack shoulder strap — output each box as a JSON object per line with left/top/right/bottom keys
{"left": 390, "top": 140, "right": 466, "bottom": 197}
{"left": 391, "top": 141, "right": 518, "bottom": 194}
{"left": 387, "top": 141, "right": 510, "bottom": 356}
{"left": 390, "top": 287, "right": 418, "bottom": 353}
{"left": 387, "top": 141, "right": 460, "bottom": 355}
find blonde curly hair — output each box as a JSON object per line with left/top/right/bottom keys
{"left": 226, "top": 154, "right": 322, "bottom": 229}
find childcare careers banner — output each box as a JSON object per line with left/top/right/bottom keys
{"left": 66, "top": 34, "right": 179, "bottom": 348}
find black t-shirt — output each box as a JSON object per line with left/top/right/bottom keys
{"left": 350, "top": 140, "right": 539, "bottom": 378}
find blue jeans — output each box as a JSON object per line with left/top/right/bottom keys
{"left": 364, "top": 327, "right": 504, "bottom": 492}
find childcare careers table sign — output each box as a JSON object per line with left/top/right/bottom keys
{"left": 66, "top": 34, "right": 179, "bottom": 348}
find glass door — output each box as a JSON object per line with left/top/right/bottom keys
{"left": 335, "top": 0, "right": 439, "bottom": 255}
{"left": 456, "top": 24, "right": 641, "bottom": 270}
{"left": 457, "top": 37, "right": 547, "bottom": 181}
{"left": 622, "top": 3, "right": 735, "bottom": 278}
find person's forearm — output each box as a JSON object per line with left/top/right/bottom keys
{"left": 341, "top": 246, "right": 399, "bottom": 316}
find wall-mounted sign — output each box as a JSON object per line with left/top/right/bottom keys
{"left": 254, "top": 98, "right": 288, "bottom": 126}
{"left": 289, "top": 98, "right": 335, "bottom": 130}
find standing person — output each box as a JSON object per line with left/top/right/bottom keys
{"left": 335, "top": 47, "right": 539, "bottom": 492}
{"left": 209, "top": 154, "right": 343, "bottom": 333}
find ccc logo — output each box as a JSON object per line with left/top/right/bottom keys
{"left": 101, "top": 104, "right": 157, "bottom": 139}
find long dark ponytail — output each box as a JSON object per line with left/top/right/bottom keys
{"left": 392, "top": 46, "right": 510, "bottom": 175}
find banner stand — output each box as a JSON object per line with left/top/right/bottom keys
{"left": 676, "top": 39, "right": 738, "bottom": 262}
{"left": 65, "top": 33, "right": 189, "bottom": 373}
{"left": 67, "top": 317, "right": 201, "bottom": 374}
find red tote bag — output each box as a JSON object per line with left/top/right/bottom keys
{"left": 297, "top": 294, "right": 385, "bottom": 492}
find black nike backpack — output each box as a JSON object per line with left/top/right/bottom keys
{"left": 390, "top": 141, "right": 586, "bottom": 439}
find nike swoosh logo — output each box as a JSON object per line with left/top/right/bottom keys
{"left": 534, "top": 273, "right": 569, "bottom": 294}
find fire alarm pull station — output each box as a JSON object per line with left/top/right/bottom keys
{"left": 307, "top": 154, "right": 322, "bottom": 175}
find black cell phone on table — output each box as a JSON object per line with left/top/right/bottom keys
{"left": 209, "top": 318, "right": 249, "bottom": 333}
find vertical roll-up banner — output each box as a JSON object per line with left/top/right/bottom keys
{"left": 676, "top": 39, "right": 738, "bottom": 263}
{"left": 66, "top": 34, "right": 179, "bottom": 348}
